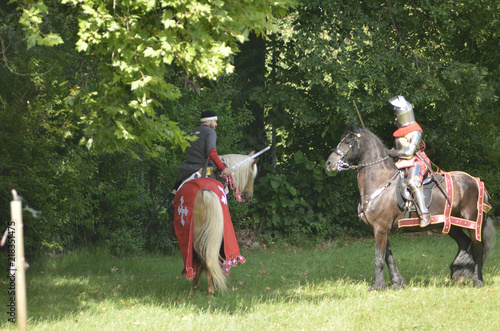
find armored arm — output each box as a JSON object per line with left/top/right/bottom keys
{"left": 388, "top": 130, "right": 422, "bottom": 158}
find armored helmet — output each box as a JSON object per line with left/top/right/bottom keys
{"left": 389, "top": 95, "right": 415, "bottom": 128}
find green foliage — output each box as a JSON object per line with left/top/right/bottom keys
{"left": 250, "top": 151, "right": 365, "bottom": 243}
{"left": 107, "top": 227, "right": 144, "bottom": 257}
{"left": 12, "top": 0, "right": 293, "bottom": 154}
{"left": 12, "top": 0, "right": 64, "bottom": 49}
{"left": 1, "top": 0, "right": 498, "bottom": 253}
{"left": 0, "top": 0, "right": 282, "bottom": 254}
{"left": 163, "top": 76, "right": 255, "bottom": 154}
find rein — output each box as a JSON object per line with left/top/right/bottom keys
{"left": 356, "top": 156, "right": 390, "bottom": 170}
{"left": 334, "top": 129, "right": 398, "bottom": 215}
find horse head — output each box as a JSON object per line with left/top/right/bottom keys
{"left": 326, "top": 123, "right": 363, "bottom": 172}
{"left": 221, "top": 152, "right": 259, "bottom": 202}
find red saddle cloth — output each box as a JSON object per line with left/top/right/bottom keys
{"left": 173, "top": 177, "right": 245, "bottom": 279}
{"left": 398, "top": 172, "right": 492, "bottom": 241}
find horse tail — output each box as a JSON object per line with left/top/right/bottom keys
{"left": 197, "top": 189, "right": 227, "bottom": 293}
{"left": 481, "top": 214, "right": 496, "bottom": 264}
{"left": 481, "top": 192, "right": 496, "bottom": 263}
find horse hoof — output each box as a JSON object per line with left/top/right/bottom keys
{"left": 368, "top": 284, "right": 386, "bottom": 292}
{"left": 392, "top": 283, "right": 406, "bottom": 290}
{"left": 473, "top": 280, "right": 484, "bottom": 287}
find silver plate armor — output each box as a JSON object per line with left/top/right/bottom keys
{"left": 394, "top": 130, "right": 422, "bottom": 159}
{"left": 390, "top": 95, "right": 415, "bottom": 128}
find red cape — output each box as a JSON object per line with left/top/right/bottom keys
{"left": 393, "top": 122, "right": 423, "bottom": 137}
{"left": 173, "top": 177, "right": 245, "bottom": 279}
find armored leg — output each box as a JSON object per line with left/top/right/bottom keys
{"left": 407, "top": 164, "right": 430, "bottom": 227}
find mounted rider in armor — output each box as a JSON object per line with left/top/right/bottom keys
{"left": 387, "top": 96, "right": 431, "bottom": 227}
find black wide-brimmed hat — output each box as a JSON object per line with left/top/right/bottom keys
{"left": 200, "top": 110, "right": 218, "bottom": 122}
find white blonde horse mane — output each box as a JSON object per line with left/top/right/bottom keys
{"left": 220, "top": 154, "right": 258, "bottom": 193}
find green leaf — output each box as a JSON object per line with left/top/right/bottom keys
{"left": 40, "top": 33, "right": 64, "bottom": 46}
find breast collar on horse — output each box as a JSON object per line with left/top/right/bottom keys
{"left": 333, "top": 129, "right": 399, "bottom": 214}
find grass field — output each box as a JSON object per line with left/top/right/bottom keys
{"left": 1, "top": 230, "right": 499, "bottom": 330}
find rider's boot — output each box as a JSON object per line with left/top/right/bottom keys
{"left": 420, "top": 213, "right": 431, "bottom": 227}
{"left": 407, "top": 164, "right": 430, "bottom": 227}
{"left": 413, "top": 187, "right": 430, "bottom": 227}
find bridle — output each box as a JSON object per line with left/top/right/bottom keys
{"left": 333, "top": 130, "right": 390, "bottom": 172}
{"left": 332, "top": 132, "right": 361, "bottom": 171}
{"left": 333, "top": 129, "right": 397, "bottom": 219}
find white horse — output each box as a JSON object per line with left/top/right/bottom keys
{"left": 177, "top": 152, "right": 259, "bottom": 294}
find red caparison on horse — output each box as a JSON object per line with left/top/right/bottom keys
{"left": 173, "top": 152, "right": 259, "bottom": 294}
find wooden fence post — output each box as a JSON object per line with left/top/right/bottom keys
{"left": 11, "top": 190, "right": 27, "bottom": 331}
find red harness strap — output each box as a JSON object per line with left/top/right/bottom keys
{"left": 398, "top": 172, "right": 491, "bottom": 241}
{"left": 441, "top": 172, "right": 491, "bottom": 241}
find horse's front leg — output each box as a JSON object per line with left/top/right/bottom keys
{"left": 385, "top": 240, "right": 407, "bottom": 290}
{"left": 369, "top": 229, "right": 388, "bottom": 292}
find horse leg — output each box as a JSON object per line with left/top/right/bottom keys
{"left": 192, "top": 266, "right": 204, "bottom": 293}
{"left": 471, "top": 238, "right": 484, "bottom": 287}
{"left": 385, "top": 240, "right": 407, "bottom": 290}
{"left": 206, "top": 270, "right": 215, "bottom": 295}
{"left": 448, "top": 227, "right": 474, "bottom": 284}
{"left": 471, "top": 215, "right": 497, "bottom": 287}
{"left": 369, "top": 230, "right": 388, "bottom": 292}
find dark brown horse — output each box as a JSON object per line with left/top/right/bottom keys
{"left": 326, "top": 124, "right": 495, "bottom": 291}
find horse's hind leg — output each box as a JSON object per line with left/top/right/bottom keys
{"left": 206, "top": 271, "right": 215, "bottom": 295}
{"left": 471, "top": 238, "right": 485, "bottom": 287}
{"left": 192, "top": 267, "right": 204, "bottom": 293}
{"left": 448, "top": 227, "right": 474, "bottom": 284}
{"left": 385, "top": 240, "right": 407, "bottom": 290}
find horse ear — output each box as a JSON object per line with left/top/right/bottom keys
{"left": 251, "top": 158, "right": 259, "bottom": 167}
{"left": 349, "top": 122, "right": 359, "bottom": 132}
{"left": 248, "top": 151, "right": 255, "bottom": 156}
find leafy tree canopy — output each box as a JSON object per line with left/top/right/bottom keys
{"left": 263, "top": 0, "right": 499, "bottom": 164}
{"left": 9, "top": 0, "right": 293, "bottom": 156}
{"left": 248, "top": 0, "right": 500, "bottom": 241}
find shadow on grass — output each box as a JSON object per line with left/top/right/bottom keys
{"left": 1, "top": 230, "right": 498, "bottom": 325}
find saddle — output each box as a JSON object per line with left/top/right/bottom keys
{"left": 395, "top": 172, "right": 445, "bottom": 219}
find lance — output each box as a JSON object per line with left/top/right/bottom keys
{"left": 146, "top": 146, "right": 271, "bottom": 232}
{"left": 231, "top": 146, "right": 271, "bottom": 171}
{"left": 353, "top": 100, "right": 366, "bottom": 129}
